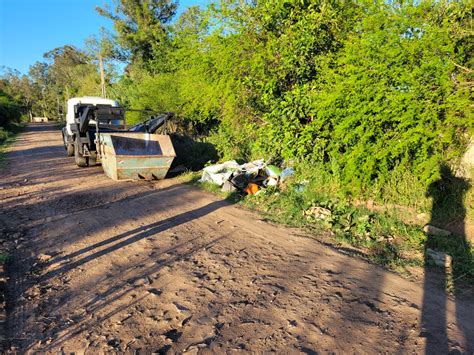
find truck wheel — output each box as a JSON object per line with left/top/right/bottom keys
{"left": 66, "top": 143, "right": 74, "bottom": 157}
{"left": 74, "top": 143, "right": 89, "bottom": 167}
{"left": 88, "top": 153, "right": 97, "bottom": 166}
{"left": 75, "top": 153, "right": 89, "bottom": 167}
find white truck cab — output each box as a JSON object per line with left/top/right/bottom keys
{"left": 62, "top": 96, "right": 121, "bottom": 160}
{"left": 65, "top": 97, "right": 119, "bottom": 135}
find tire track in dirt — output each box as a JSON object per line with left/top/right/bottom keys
{"left": 1, "top": 124, "right": 473, "bottom": 353}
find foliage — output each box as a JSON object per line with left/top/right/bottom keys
{"left": 2, "top": 45, "right": 102, "bottom": 121}
{"left": 0, "top": 88, "right": 22, "bottom": 126}
{"left": 100, "top": 0, "right": 473, "bottom": 201}
{"left": 227, "top": 1, "right": 472, "bottom": 191}
{"left": 40, "top": 45, "right": 102, "bottom": 117}
{"left": 0, "top": 252, "right": 11, "bottom": 264}
{"left": 96, "top": 0, "right": 177, "bottom": 69}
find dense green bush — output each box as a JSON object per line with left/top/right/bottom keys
{"left": 106, "top": 0, "right": 472, "bottom": 202}
{"left": 229, "top": 1, "right": 472, "bottom": 190}
{"left": 0, "top": 90, "right": 21, "bottom": 127}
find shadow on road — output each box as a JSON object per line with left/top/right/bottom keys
{"left": 421, "top": 163, "right": 472, "bottom": 353}
{"left": 41, "top": 199, "right": 228, "bottom": 282}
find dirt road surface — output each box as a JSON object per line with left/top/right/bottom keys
{"left": 1, "top": 124, "right": 473, "bottom": 353}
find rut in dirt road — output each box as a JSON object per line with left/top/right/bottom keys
{"left": 1, "top": 124, "right": 473, "bottom": 353}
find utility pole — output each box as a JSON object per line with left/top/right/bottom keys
{"left": 41, "top": 87, "right": 47, "bottom": 118}
{"left": 99, "top": 53, "right": 107, "bottom": 98}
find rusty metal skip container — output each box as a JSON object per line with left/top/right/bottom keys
{"left": 98, "top": 132, "right": 176, "bottom": 181}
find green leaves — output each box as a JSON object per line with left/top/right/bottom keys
{"left": 96, "top": 0, "right": 177, "bottom": 65}
{"left": 104, "top": 0, "right": 471, "bottom": 198}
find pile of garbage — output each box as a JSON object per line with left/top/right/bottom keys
{"left": 199, "top": 159, "right": 294, "bottom": 195}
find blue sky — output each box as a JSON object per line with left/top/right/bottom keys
{"left": 0, "top": 0, "right": 208, "bottom": 75}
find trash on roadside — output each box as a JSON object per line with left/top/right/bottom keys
{"left": 426, "top": 248, "right": 452, "bottom": 268}
{"left": 423, "top": 224, "right": 452, "bottom": 237}
{"left": 265, "top": 177, "right": 279, "bottom": 187}
{"left": 199, "top": 158, "right": 300, "bottom": 195}
{"left": 230, "top": 172, "right": 249, "bottom": 191}
{"left": 265, "top": 165, "right": 281, "bottom": 178}
{"left": 240, "top": 159, "right": 266, "bottom": 174}
{"left": 221, "top": 180, "right": 237, "bottom": 193}
{"left": 199, "top": 160, "right": 239, "bottom": 186}
{"left": 304, "top": 206, "right": 332, "bottom": 220}
{"left": 243, "top": 182, "right": 260, "bottom": 195}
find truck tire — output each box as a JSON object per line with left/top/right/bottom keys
{"left": 66, "top": 143, "right": 74, "bottom": 157}
{"left": 74, "top": 142, "right": 89, "bottom": 167}
{"left": 88, "top": 152, "right": 97, "bottom": 166}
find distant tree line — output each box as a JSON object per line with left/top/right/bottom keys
{"left": 0, "top": 43, "right": 110, "bottom": 123}
{"left": 1, "top": 0, "right": 472, "bottom": 198}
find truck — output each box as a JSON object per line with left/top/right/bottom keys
{"left": 62, "top": 96, "right": 176, "bottom": 181}
{"left": 62, "top": 97, "right": 122, "bottom": 166}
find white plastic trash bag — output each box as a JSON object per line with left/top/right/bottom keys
{"left": 239, "top": 159, "right": 266, "bottom": 174}
{"left": 199, "top": 160, "right": 240, "bottom": 186}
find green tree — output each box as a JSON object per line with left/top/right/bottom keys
{"left": 28, "top": 62, "right": 54, "bottom": 118}
{"left": 86, "top": 27, "right": 124, "bottom": 98}
{"left": 96, "top": 0, "right": 177, "bottom": 70}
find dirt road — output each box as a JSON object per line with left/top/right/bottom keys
{"left": 1, "top": 124, "right": 473, "bottom": 353}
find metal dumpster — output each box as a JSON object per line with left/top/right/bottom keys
{"left": 98, "top": 132, "right": 176, "bottom": 181}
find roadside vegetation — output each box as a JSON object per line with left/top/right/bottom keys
{"left": 0, "top": 87, "right": 25, "bottom": 165}
{"left": 1, "top": 1, "right": 472, "bottom": 283}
